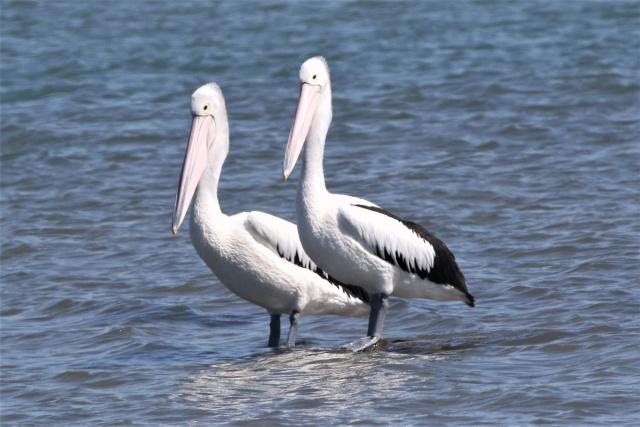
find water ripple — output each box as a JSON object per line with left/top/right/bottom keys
{"left": 2, "top": 0, "right": 639, "bottom": 425}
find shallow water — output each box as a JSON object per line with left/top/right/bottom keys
{"left": 1, "top": 0, "right": 639, "bottom": 425}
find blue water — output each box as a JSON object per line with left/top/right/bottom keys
{"left": 2, "top": 1, "right": 639, "bottom": 425}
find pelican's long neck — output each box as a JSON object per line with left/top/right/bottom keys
{"left": 193, "top": 119, "right": 229, "bottom": 219}
{"left": 300, "top": 83, "right": 332, "bottom": 198}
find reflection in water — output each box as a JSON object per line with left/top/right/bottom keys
{"left": 179, "top": 348, "right": 445, "bottom": 419}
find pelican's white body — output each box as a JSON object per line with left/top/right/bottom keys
{"left": 297, "top": 174, "right": 465, "bottom": 302}
{"left": 189, "top": 191, "right": 368, "bottom": 316}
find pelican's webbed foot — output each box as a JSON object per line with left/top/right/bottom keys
{"left": 342, "top": 336, "right": 381, "bottom": 352}
{"left": 343, "top": 293, "right": 389, "bottom": 352}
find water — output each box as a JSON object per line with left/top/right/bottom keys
{"left": 1, "top": 0, "right": 639, "bottom": 425}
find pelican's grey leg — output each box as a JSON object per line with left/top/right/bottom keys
{"left": 286, "top": 311, "right": 300, "bottom": 348}
{"left": 367, "top": 293, "right": 389, "bottom": 338}
{"left": 343, "top": 293, "right": 388, "bottom": 352}
{"left": 268, "top": 314, "right": 281, "bottom": 347}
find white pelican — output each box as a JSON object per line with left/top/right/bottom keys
{"left": 172, "top": 82, "right": 369, "bottom": 348}
{"left": 282, "top": 57, "right": 475, "bottom": 351}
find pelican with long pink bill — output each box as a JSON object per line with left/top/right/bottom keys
{"left": 282, "top": 57, "right": 475, "bottom": 351}
{"left": 172, "top": 82, "right": 369, "bottom": 348}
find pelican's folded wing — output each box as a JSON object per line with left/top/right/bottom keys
{"left": 337, "top": 204, "right": 472, "bottom": 303}
{"left": 245, "top": 211, "right": 318, "bottom": 272}
{"left": 245, "top": 211, "right": 370, "bottom": 304}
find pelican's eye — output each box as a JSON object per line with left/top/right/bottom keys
{"left": 203, "top": 105, "right": 209, "bottom": 111}
{"left": 312, "top": 74, "right": 317, "bottom": 80}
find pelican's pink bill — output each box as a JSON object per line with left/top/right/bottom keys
{"left": 172, "top": 115, "right": 215, "bottom": 234}
{"left": 283, "top": 83, "right": 321, "bottom": 180}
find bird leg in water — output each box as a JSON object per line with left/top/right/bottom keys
{"left": 287, "top": 311, "right": 301, "bottom": 348}
{"left": 367, "top": 293, "right": 389, "bottom": 338}
{"left": 343, "top": 293, "right": 388, "bottom": 352}
{"left": 268, "top": 314, "right": 281, "bottom": 347}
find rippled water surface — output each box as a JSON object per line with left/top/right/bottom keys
{"left": 2, "top": 1, "right": 639, "bottom": 425}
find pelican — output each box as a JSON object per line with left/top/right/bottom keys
{"left": 282, "top": 57, "right": 475, "bottom": 351}
{"left": 172, "top": 82, "right": 369, "bottom": 348}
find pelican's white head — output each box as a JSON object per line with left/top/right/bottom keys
{"left": 191, "top": 83, "right": 225, "bottom": 119}
{"left": 299, "top": 56, "right": 330, "bottom": 88}
{"left": 283, "top": 56, "right": 332, "bottom": 180}
{"left": 172, "top": 82, "right": 228, "bottom": 235}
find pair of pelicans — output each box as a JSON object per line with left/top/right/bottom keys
{"left": 172, "top": 57, "right": 474, "bottom": 352}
